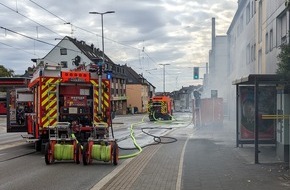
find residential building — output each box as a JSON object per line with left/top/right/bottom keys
{"left": 31, "top": 36, "right": 127, "bottom": 114}
{"left": 123, "top": 65, "right": 155, "bottom": 113}
{"left": 226, "top": 0, "right": 258, "bottom": 120}
{"left": 171, "top": 85, "right": 201, "bottom": 112}
{"left": 222, "top": 0, "right": 289, "bottom": 163}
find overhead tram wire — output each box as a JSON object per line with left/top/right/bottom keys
{"left": 25, "top": 1, "right": 142, "bottom": 54}
{"left": 0, "top": 40, "right": 61, "bottom": 66}
{"left": 26, "top": 0, "right": 138, "bottom": 50}
{"left": 26, "top": 0, "right": 161, "bottom": 67}
{"left": 28, "top": 0, "right": 67, "bottom": 23}
{"left": 0, "top": 26, "right": 82, "bottom": 55}
{"left": 2, "top": 1, "right": 167, "bottom": 70}
{"left": 0, "top": 41, "right": 39, "bottom": 56}
{"left": 0, "top": 2, "right": 62, "bottom": 37}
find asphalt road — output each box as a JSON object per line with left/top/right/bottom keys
{"left": 0, "top": 112, "right": 193, "bottom": 190}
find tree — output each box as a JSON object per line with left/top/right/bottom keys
{"left": 276, "top": 43, "right": 290, "bottom": 81}
{"left": 0, "top": 65, "right": 14, "bottom": 77}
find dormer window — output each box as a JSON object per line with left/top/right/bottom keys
{"left": 60, "top": 48, "right": 67, "bottom": 55}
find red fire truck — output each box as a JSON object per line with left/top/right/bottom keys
{"left": 148, "top": 95, "right": 173, "bottom": 121}
{"left": 4, "top": 65, "right": 118, "bottom": 165}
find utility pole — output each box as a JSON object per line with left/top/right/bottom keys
{"left": 89, "top": 11, "right": 115, "bottom": 115}
{"left": 159, "top": 63, "right": 170, "bottom": 93}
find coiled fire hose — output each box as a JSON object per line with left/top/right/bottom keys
{"left": 118, "top": 116, "right": 146, "bottom": 159}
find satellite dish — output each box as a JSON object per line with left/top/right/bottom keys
{"left": 74, "top": 56, "right": 81, "bottom": 66}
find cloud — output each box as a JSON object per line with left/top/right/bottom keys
{"left": 0, "top": 0, "right": 237, "bottom": 92}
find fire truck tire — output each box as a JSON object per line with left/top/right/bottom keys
{"left": 112, "top": 142, "right": 118, "bottom": 165}
{"left": 45, "top": 143, "right": 52, "bottom": 165}
{"left": 82, "top": 143, "right": 89, "bottom": 165}
{"left": 75, "top": 143, "right": 81, "bottom": 164}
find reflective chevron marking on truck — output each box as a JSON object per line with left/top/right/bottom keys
{"left": 161, "top": 101, "right": 167, "bottom": 114}
{"left": 41, "top": 77, "right": 61, "bottom": 127}
{"left": 90, "top": 79, "right": 110, "bottom": 123}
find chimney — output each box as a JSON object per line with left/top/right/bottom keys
{"left": 212, "top": 17, "right": 215, "bottom": 49}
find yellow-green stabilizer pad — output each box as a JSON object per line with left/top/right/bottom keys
{"left": 91, "top": 144, "right": 111, "bottom": 162}
{"left": 54, "top": 144, "right": 74, "bottom": 160}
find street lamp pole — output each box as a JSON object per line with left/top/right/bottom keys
{"left": 89, "top": 11, "right": 115, "bottom": 115}
{"left": 159, "top": 63, "right": 170, "bottom": 93}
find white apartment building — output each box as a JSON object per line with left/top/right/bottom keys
{"left": 223, "top": 0, "right": 289, "bottom": 163}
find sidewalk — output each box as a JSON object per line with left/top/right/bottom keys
{"left": 183, "top": 121, "right": 290, "bottom": 190}
{"left": 93, "top": 119, "right": 290, "bottom": 190}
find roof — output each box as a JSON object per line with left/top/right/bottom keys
{"left": 66, "top": 36, "right": 114, "bottom": 64}
{"left": 66, "top": 36, "right": 129, "bottom": 79}
{"left": 123, "top": 65, "right": 147, "bottom": 85}
{"left": 232, "top": 74, "right": 286, "bottom": 85}
{"left": 227, "top": 0, "right": 247, "bottom": 34}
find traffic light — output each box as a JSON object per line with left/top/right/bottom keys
{"left": 193, "top": 67, "right": 199, "bottom": 79}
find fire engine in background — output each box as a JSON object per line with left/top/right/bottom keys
{"left": 4, "top": 64, "right": 118, "bottom": 165}
{"left": 148, "top": 95, "right": 173, "bottom": 121}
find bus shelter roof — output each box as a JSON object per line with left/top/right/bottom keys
{"left": 232, "top": 74, "right": 286, "bottom": 85}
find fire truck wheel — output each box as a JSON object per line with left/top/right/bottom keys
{"left": 75, "top": 143, "right": 81, "bottom": 164}
{"left": 82, "top": 143, "right": 89, "bottom": 165}
{"left": 112, "top": 142, "right": 118, "bottom": 165}
{"left": 45, "top": 143, "right": 52, "bottom": 165}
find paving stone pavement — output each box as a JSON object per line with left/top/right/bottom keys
{"left": 95, "top": 119, "right": 290, "bottom": 190}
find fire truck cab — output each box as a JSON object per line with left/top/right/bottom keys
{"left": 148, "top": 95, "right": 173, "bottom": 121}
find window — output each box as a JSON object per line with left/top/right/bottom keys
{"left": 258, "top": 1, "right": 262, "bottom": 42}
{"left": 253, "top": 43, "right": 256, "bottom": 60}
{"left": 246, "top": 3, "right": 250, "bottom": 24}
{"left": 251, "top": 1, "right": 254, "bottom": 17}
{"left": 269, "top": 29, "right": 273, "bottom": 51}
{"left": 251, "top": 45, "right": 254, "bottom": 61}
{"left": 60, "top": 48, "right": 67, "bottom": 55}
{"left": 60, "top": 61, "right": 68, "bottom": 68}
{"left": 277, "top": 13, "right": 287, "bottom": 45}
{"left": 265, "top": 33, "right": 269, "bottom": 53}
{"left": 246, "top": 44, "right": 250, "bottom": 64}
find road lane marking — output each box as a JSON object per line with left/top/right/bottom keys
{"left": 176, "top": 127, "right": 197, "bottom": 190}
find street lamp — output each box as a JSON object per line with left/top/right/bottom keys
{"left": 159, "top": 63, "right": 170, "bottom": 93}
{"left": 89, "top": 11, "right": 115, "bottom": 115}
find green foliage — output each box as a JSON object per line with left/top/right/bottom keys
{"left": 276, "top": 43, "right": 290, "bottom": 81}
{"left": 0, "top": 65, "right": 14, "bottom": 77}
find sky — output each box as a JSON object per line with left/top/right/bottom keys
{"left": 0, "top": 0, "right": 238, "bottom": 92}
